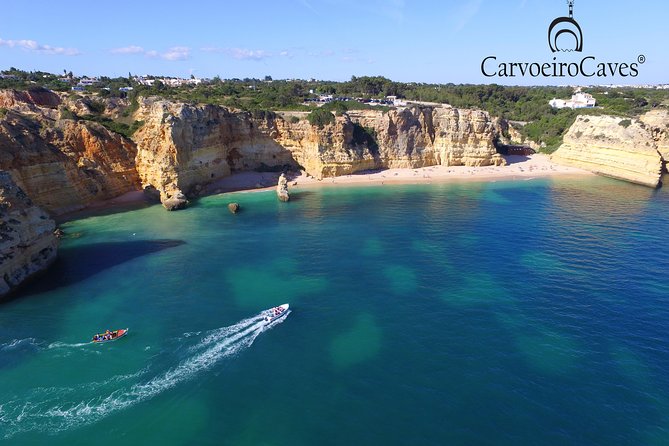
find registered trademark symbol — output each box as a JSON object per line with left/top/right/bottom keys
{"left": 638, "top": 55, "right": 646, "bottom": 64}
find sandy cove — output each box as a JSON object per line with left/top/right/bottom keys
{"left": 206, "top": 154, "right": 592, "bottom": 195}
{"left": 61, "top": 154, "right": 592, "bottom": 221}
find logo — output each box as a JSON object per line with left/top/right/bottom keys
{"left": 548, "top": 0, "right": 583, "bottom": 52}
{"left": 480, "top": 0, "right": 645, "bottom": 79}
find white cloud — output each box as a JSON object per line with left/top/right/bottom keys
{"left": 201, "top": 46, "right": 340, "bottom": 61}
{"left": 111, "top": 45, "right": 190, "bottom": 61}
{"left": 111, "top": 45, "right": 145, "bottom": 54}
{"left": 226, "top": 48, "right": 271, "bottom": 60}
{"left": 0, "top": 38, "right": 80, "bottom": 56}
{"left": 307, "top": 49, "right": 335, "bottom": 57}
{"left": 202, "top": 47, "right": 272, "bottom": 61}
{"left": 162, "top": 46, "right": 190, "bottom": 61}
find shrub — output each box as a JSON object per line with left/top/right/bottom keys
{"left": 307, "top": 108, "right": 335, "bottom": 128}
{"left": 619, "top": 119, "right": 632, "bottom": 128}
{"left": 88, "top": 100, "right": 106, "bottom": 114}
{"left": 122, "top": 94, "right": 140, "bottom": 117}
{"left": 352, "top": 123, "right": 379, "bottom": 154}
{"left": 322, "top": 100, "right": 349, "bottom": 115}
{"left": 0, "top": 108, "right": 7, "bottom": 119}
{"left": 60, "top": 107, "right": 76, "bottom": 120}
{"left": 289, "top": 116, "right": 300, "bottom": 124}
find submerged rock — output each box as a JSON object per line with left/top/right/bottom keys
{"left": 277, "top": 173, "right": 290, "bottom": 202}
{"left": 0, "top": 171, "right": 58, "bottom": 298}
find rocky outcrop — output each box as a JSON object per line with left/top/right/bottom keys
{"left": 0, "top": 89, "right": 508, "bottom": 212}
{"left": 228, "top": 202, "right": 240, "bottom": 214}
{"left": 133, "top": 100, "right": 297, "bottom": 209}
{"left": 551, "top": 115, "right": 664, "bottom": 188}
{"left": 346, "top": 107, "right": 505, "bottom": 169}
{"left": 0, "top": 88, "right": 61, "bottom": 111}
{"left": 276, "top": 173, "right": 289, "bottom": 202}
{"left": 0, "top": 109, "right": 140, "bottom": 215}
{"left": 133, "top": 99, "right": 505, "bottom": 207}
{"left": 0, "top": 171, "right": 58, "bottom": 298}
{"left": 640, "top": 109, "right": 669, "bottom": 172}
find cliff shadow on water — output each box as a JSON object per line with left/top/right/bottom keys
{"left": 2, "top": 239, "right": 185, "bottom": 302}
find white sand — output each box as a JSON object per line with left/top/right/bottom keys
{"left": 207, "top": 154, "right": 592, "bottom": 195}
{"left": 80, "top": 154, "right": 592, "bottom": 216}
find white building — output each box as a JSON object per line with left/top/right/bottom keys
{"left": 386, "top": 96, "right": 407, "bottom": 107}
{"left": 549, "top": 92, "right": 596, "bottom": 109}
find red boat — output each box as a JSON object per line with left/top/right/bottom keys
{"left": 92, "top": 328, "right": 128, "bottom": 343}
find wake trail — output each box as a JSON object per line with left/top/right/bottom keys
{"left": 0, "top": 338, "right": 39, "bottom": 352}
{"left": 47, "top": 342, "right": 91, "bottom": 349}
{"left": 0, "top": 310, "right": 288, "bottom": 439}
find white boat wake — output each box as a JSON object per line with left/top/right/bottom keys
{"left": 0, "top": 308, "right": 289, "bottom": 439}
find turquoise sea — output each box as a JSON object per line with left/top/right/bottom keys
{"left": 1, "top": 176, "right": 669, "bottom": 445}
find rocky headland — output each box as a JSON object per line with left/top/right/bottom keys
{"left": 0, "top": 89, "right": 140, "bottom": 215}
{"left": 551, "top": 113, "right": 667, "bottom": 188}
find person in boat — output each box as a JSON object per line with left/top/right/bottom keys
{"left": 93, "top": 334, "right": 99, "bottom": 341}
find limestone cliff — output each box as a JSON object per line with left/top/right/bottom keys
{"left": 640, "top": 109, "right": 669, "bottom": 170}
{"left": 133, "top": 99, "right": 504, "bottom": 206}
{"left": 0, "top": 171, "right": 57, "bottom": 298}
{"left": 0, "top": 108, "right": 140, "bottom": 215}
{"left": 551, "top": 115, "right": 664, "bottom": 188}
{"left": 1, "top": 88, "right": 508, "bottom": 212}
{"left": 0, "top": 88, "right": 61, "bottom": 112}
{"left": 133, "top": 100, "right": 298, "bottom": 205}
{"left": 349, "top": 107, "right": 505, "bottom": 169}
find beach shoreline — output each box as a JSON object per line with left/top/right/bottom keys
{"left": 59, "top": 154, "right": 591, "bottom": 221}
{"left": 206, "top": 154, "right": 592, "bottom": 195}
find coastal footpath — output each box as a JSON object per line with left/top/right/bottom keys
{"left": 551, "top": 112, "right": 668, "bottom": 188}
{"left": 0, "top": 171, "right": 57, "bottom": 298}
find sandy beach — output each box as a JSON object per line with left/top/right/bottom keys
{"left": 63, "top": 154, "right": 591, "bottom": 220}
{"left": 206, "top": 154, "right": 592, "bottom": 195}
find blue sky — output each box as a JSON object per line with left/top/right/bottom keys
{"left": 1, "top": 0, "right": 666, "bottom": 85}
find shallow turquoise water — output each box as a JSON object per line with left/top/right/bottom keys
{"left": 1, "top": 176, "right": 669, "bottom": 445}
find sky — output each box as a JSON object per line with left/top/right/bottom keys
{"left": 1, "top": 0, "right": 667, "bottom": 85}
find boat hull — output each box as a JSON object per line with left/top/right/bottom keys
{"left": 265, "top": 304, "right": 290, "bottom": 324}
{"left": 92, "top": 328, "right": 128, "bottom": 343}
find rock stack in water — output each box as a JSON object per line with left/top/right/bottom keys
{"left": 0, "top": 171, "right": 58, "bottom": 298}
{"left": 228, "top": 202, "right": 240, "bottom": 214}
{"left": 276, "top": 173, "right": 290, "bottom": 202}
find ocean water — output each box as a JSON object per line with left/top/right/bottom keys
{"left": 1, "top": 176, "right": 669, "bottom": 445}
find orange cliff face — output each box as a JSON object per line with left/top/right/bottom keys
{"left": 132, "top": 98, "right": 505, "bottom": 207}
{"left": 0, "top": 171, "right": 58, "bottom": 298}
{"left": 0, "top": 89, "right": 507, "bottom": 212}
{"left": 0, "top": 102, "right": 140, "bottom": 215}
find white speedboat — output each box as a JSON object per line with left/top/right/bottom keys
{"left": 264, "top": 304, "right": 289, "bottom": 323}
